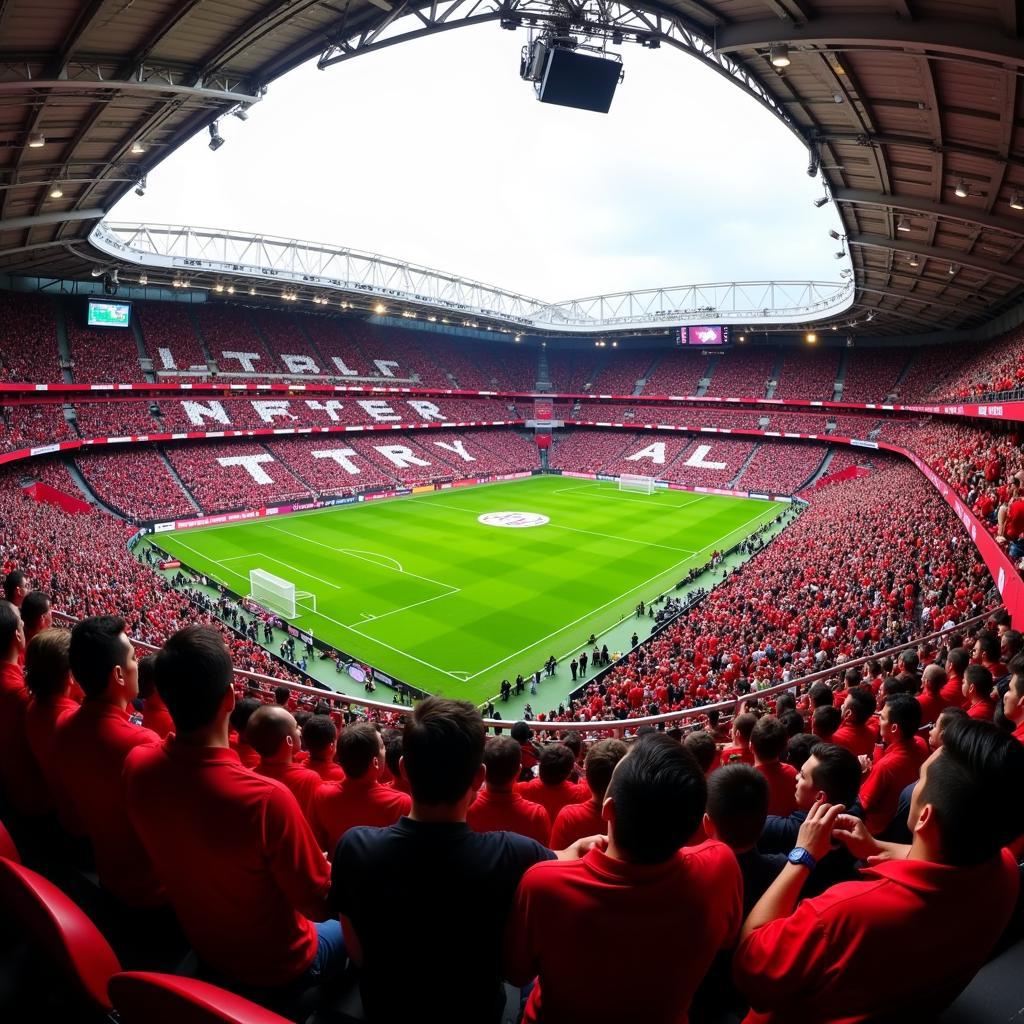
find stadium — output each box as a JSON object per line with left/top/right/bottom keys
{"left": 1, "top": 0, "right": 1024, "bottom": 1022}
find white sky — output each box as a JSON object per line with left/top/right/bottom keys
{"left": 112, "top": 24, "right": 845, "bottom": 302}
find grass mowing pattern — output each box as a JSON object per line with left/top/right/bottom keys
{"left": 156, "top": 476, "right": 785, "bottom": 703}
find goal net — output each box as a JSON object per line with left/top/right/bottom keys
{"left": 249, "top": 568, "right": 317, "bottom": 619}
{"left": 619, "top": 473, "right": 656, "bottom": 495}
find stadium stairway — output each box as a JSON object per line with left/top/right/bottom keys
{"left": 798, "top": 447, "right": 835, "bottom": 490}
{"left": 764, "top": 352, "right": 785, "bottom": 399}
{"left": 52, "top": 300, "right": 76, "bottom": 384}
{"left": 727, "top": 444, "right": 761, "bottom": 488}
{"left": 890, "top": 349, "right": 919, "bottom": 401}
{"left": 535, "top": 349, "right": 551, "bottom": 392}
{"left": 156, "top": 449, "right": 203, "bottom": 513}
{"left": 633, "top": 352, "right": 663, "bottom": 396}
{"left": 832, "top": 349, "right": 849, "bottom": 402}
{"left": 695, "top": 354, "right": 719, "bottom": 397}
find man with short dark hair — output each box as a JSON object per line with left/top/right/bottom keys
{"left": 311, "top": 723, "right": 409, "bottom": 852}
{"left": 973, "top": 631, "right": 1007, "bottom": 683}
{"left": 811, "top": 705, "right": 840, "bottom": 742}
{"left": 505, "top": 736, "right": 742, "bottom": 1024}
{"left": 751, "top": 715, "right": 797, "bottom": 817}
{"left": 550, "top": 739, "right": 627, "bottom": 848}
{"left": 510, "top": 720, "right": 540, "bottom": 780}
{"left": 248, "top": 705, "right": 321, "bottom": 821}
{"left": 941, "top": 647, "right": 970, "bottom": 708}
{"left": 19, "top": 590, "right": 52, "bottom": 645}
{"left": 683, "top": 730, "right": 719, "bottom": 775}
{"left": 2, "top": 569, "right": 29, "bottom": 608}
{"left": 831, "top": 687, "right": 877, "bottom": 757}
{"left": 721, "top": 712, "right": 757, "bottom": 765}
{"left": 52, "top": 615, "right": 162, "bottom": 907}
{"left": 962, "top": 663, "right": 996, "bottom": 721}
{"left": 517, "top": 743, "right": 587, "bottom": 822}
{"left": 859, "top": 694, "right": 926, "bottom": 835}
{"left": 124, "top": 626, "right": 343, "bottom": 996}
{"left": 303, "top": 715, "right": 344, "bottom": 781}
{"left": 468, "top": 737, "right": 551, "bottom": 844}
{"left": 734, "top": 719, "right": 1024, "bottom": 1022}
{"left": 330, "top": 697, "right": 598, "bottom": 1024}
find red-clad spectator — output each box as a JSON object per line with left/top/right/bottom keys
{"left": 510, "top": 720, "right": 541, "bottom": 780}
{"left": 549, "top": 739, "right": 627, "bottom": 849}
{"left": 51, "top": 615, "right": 163, "bottom": 907}
{"left": 229, "top": 697, "right": 262, "bottom": 769}
{"left": 468, "top": 736, "right": 551, "bottom": 845}
{"left": 517, "top": 743, "right": 588, "bottom": 823}
{"left": 303, "top": 714, "right": 345, "bottom": 782}
{"left": 721, "top": 712, "right": 757, "bottom": 766}
{"left": 124, "top": 626, "right": 344, "bottom": 994}
{"left": 859, "top": 695, "right": 927, "bottom": 835}
{"left": 20, "top": 589, "right": 53, "bottom": 644}
{"left": 941, "top": 647, "right": 970, "bottom": 707}
{"left": 249, "top": 705, "right": 322, "bottom": 822}
{"left": 734, "top": 719, "right": 1024, "bottom": 1023}
{"left": 311, "top": 723, "right": 410, "bottom": 853}
{"left": 1003, "top": 654, "right": 1024, "bottom": 744}
{"left": 962, "top": 663, "right": 996, "bottom": 721}
{"left": 137, "top": 654, "right": 174, "bottom": 739}
{"left": 972, "top": 631, "right": 1008, "bottom": 683}
{"left": 916, "top": 663, "right": 950, "bottom": 726}
{"left": 831, "top": 688, "right": 877, "bottom": 757}
{"left": 506, "top": 735, "right": 742, "bottom": 1024}
{"left": 751, "top": 715, "right": 798, "bottom": 817}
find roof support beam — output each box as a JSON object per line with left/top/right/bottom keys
{"left": 0, "top": 79, "right": 259, "bottom": 104}
{"left": 814, "top": 130, "right": 1024, "bottom": 174}
{"left": 848, "top": 233, "right": 1024, "bottom": 285}
{"left": 714, "top": 16, "right": 1024, "bottom": 70}
{"left": 0, "top": 209, "right": 104, "bottom": 233}
{"left": 833, "top": 188, "right": 1024, "bottom": 237}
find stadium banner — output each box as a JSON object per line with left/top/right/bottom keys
{"left": 561, "top": 471, "right": 598, "bottom": 480}
{"left": 158, "top": 559, "right": 181, "bottom": 570}
{"left": 412, "top": 485, "right": 434, "bottom": 494}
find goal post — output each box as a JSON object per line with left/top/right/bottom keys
{"left": 618, "top": 473, "right": 656, "bottom": 495}
{"left": 249, "top": 568, "right": 298, "bottom": 619}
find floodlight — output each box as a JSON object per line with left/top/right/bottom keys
{"left": 908, "top": 255, "right": 920, "bottom": 267}
{"left": 130, "top": 140, "right": 145, "bottom": 155}
{"left": 1011, "top": 191, "right": 1024, "bottom": 211}
{"left": 896, "top": 215, "right": 911, "bottom": 232}
{"left": 954, "top": 180, "right": 968, "bottom": 198}
{"left": 134, "top": 175, "right": 147, "bottom": 197}
{"left": 27, "top": 132, "right": 44, "bottom": 148}
{"left": 770, "top": 44, "right": 791, "bottom": 67}
{"left": 208, "top": 123, "right": 225, "bottom": 151}
{"left": 829, "top": 229, "right": 842, "bottom": 240}
{"left": 813, "top": 196, "right": 830, "bottom": 208}
{"left": 48, "top": 182, "right": 63, "bottom": 199}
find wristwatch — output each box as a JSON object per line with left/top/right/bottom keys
{"left": 788, "top": 847, "right": 817, "bottom": 871}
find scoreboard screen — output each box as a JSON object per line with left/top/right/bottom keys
{"left": 86, "top": 299, "right": 132, "bottom": 328}
{"left": 675, "top": 326, "right": 729, "bottom": 346}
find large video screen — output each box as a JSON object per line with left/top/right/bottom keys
{"left": 687, "top": 325, "right": 728, "bottom": 346}
{"left": 86, "top": 299, "right": 132, "bottom": 328}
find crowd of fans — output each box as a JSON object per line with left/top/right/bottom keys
{"left": 738, "top": 442, "right": 827, "bottom": 493}
{"left": 137, "top": 302, "right": 210, "bottom": 375}
{"left": 839, "top": 347, "right": 909, "bottom": 402}
{"left": 0, "top": 294, "right": 63, "bottom": 382}
{"left": 773, "top": 350, "right": 841, "bottom": 400}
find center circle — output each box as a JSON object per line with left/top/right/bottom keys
{"left": 478, "top": 511, "right": 550, "bottom": 529}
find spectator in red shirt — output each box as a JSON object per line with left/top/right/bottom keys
{"left": 973, "top": 631, "right": 1007, "bottom": 683}
{"left": 505, "top": 734, "right": 742, "bottom": 1024}
{"left": 468, "top": 736, "right": 551, "bottom": 844}
{"left": 683, "top": 729, "right": 720, "bottom": 775}
{"left": 20, "top": 589, "right": 53, "bottom": 645}
{"left": 124, "top": 625, "right": 344, "bottom": 1003}
{"left": 303, "top": 715, "right": 344, "bottom": 782}
{"left": 751, "top": 716, "right": 798, "bottom": 817}
{"left": 311, "top": 723, "right": 410, "bottom": 853}
{"left": 940, "top": 647, "right": 970, "bottom": 708}
{"left": 735, "top": 719, "right": 1024, "bottom": 1023}
{"left": 859, "top": 694, "right": 926, "bottom": 835}
{"left": 517, "top": 743, "right": 588, "bottom": 822}
{"left": 138, "top": 654, "right": 174, "bottom": 739}
{"left": 810, "top": 705, "right": 840, "bottom": 743}
{"left": 1003, "top": 654, "right": 1024, "bottom": 744}
{"left": 550, "top": 739, "right": 627, "bottom": 848}
{"left": 831, "top": 687, "right": 877, "bottom": 757}
{"left": 51, "top": 614, "right": 164, "bottom": 908}
{"left": 510, "top": 721, "right": 540, "bottom": 781}
{"left": 228, "top": 697, "right": 261, "bottom": 769}
{"left": 962, "top": 663, "right": 996, "bottom": 721}
{"left": 916, "top": 663, "right": 949, "bottom": 726}
{"left": 248, "top": 705, "right": 322, "bottom": 821}
{"left": 721, "top": 711, "right": 757, "bottom": 765}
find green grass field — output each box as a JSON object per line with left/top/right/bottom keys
{"left": 154, "top": 476, "right": 785, "bottom": 703}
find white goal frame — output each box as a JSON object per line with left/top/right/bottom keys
{"left": 618, "top": 473, "right": 656, "bottom": 495}
{"left": 249, "top": 568, "right": 317, "bottom": 619}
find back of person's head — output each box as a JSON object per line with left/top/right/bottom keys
{"left": 383, "top": 729, "right": 403, "bottom": 778}
{"left": 229, "top": 696, "right": 261, "bottom": 735}
{"left": 562, "top": 732, "right": 583, "bottom": 760}
{"left": 538, "top": 743, "right": 575, "bottom": 785}
{"left": 706, "top": 764, "right": 769, "bottom": 851}
{"left": 137, "top": 654, "right": 157, "bottom": 700}
{"left": 69, "top": 615, "right": 128, "bottom": 698}
{"left": 482, "top": 736, "right": 522, "bottom": 787}
{"left": 303, "top": 715, "right": 337, "bottom": 758}
{"left": 806, "top": 743, "right": 861, "bottom": 806}
{"left": 975, "top": 632, "right": 1001, "bottom": 665}
{"left": 402, "top": 697, "right": 484, "bottom": 805}
{"left": 843, "top": 667, "right": 862, "bottom": 690}
{"left": 273, "top": 684, "right": 291, "bottom": 706}
{"left": 1009, "top": 653, "right": 1024, "bottom": 696}
{"left": 964, "top": 663, "right": 994, "bottom": 698}
{"left": 1002, "top": 630, "right": 1023, "bottom": 661}
{"left": 246, "top": 704, "right": 298, "bottom": 758}
{"left": 922, "top": 663, "right": 947, "bottom": 695}
{"left": 732, "top": 712, "right": 757, "bottom": 743}
{"left": 510, "top": 721, "right": 532, "bottom": 744}
{"left": 336, "top": 723, "right": 381, "bottom": 778}
{"left": 946, "top": 647, "right": 970, "bottom": 678}
{"left": 885, "top": 693, "right": 922, "bottom": 739}
{"left": 0, "top": 600, "right": 21, "bottom": 655}
{"left": 917, "top": 718, "right": 1024, "bottom": 866}
{"left": 750, "top": 715, "right": 788, "bottom": 763}
{"left": 784, "top": 732, "right": 817, "bottom": 769}
{"left": 775, "top": 693, "right": 796, "bottom": 716}
{"left": 683, "top": 730, "right": 717, "bottom": 774}
{"left": 606, "top": 735, "right": 706, "bottom": 865}
{"left": 809, "top": 682, "right": 833, "bottom": 709}
{"left": 844, "top": 687, "right": 875, "bottom": 725}
{"left": 24, "top": 628, "right": 71, "bottom": 701}
{"left": 779, "top": 709, "right": 805, "bottom": 738}
{"left": 20, "top": 590, "right": 50, "bottom": 634}
{"left": 2, "top": 570, "right": 26, "bottom": 602}
{"left": 812, "top": 705, "right": 841, "bottom": 740}
{"left": 155, "top": 626, "right": 234, "bottom": 733}
{"left": 584, "top": 739, "right": 628, "bottom": 800}
{"left": 882, "top": 675, "right": 912, "bottom": 697}
{"left": 898, "top": 650, "right": 919, "bottom": 675}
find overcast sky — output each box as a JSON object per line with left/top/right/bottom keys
{"left": 111, "top": 24, "right": 844, "bottom": 302}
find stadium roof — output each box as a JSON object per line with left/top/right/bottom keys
{"left": 2, "top": 0, "right": 1023, "bottom": 336}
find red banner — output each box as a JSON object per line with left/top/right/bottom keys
{"left": 23, "top": 481, "right": 92, "bottom": 515}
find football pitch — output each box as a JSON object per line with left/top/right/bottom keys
{"left": 154, "top": 476, "right": 787, "bottom": 704}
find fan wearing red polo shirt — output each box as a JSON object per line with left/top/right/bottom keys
{"left": 940, "top": 647, "right": 970, "bottom": 708}
{"left": 468, "top": 736, "right": 551, "bottom": 844}
{"left": 720, "top": 712, "right": 757, "bottom": 766}
{"left": 751, "top": 716, "right": 797, "bottom": 817}
{"left": 51, "top": 615, "right": 163, "bottom": 908}
{"left": 124, "top": 626, "right": 344, "bottom": 999}
{"left": 916, "top": 663, "right": 949, "bottom": 727}
{"left": 859, "top": 694, "right": 926, "bottom": 836}
{"left": 517, "top": 743, "right": 588, "bottom": 823}
{"left": 506, "top": 734, "right": 742, "bottom": 1024}
{"left": 734, "top": 719, "right": 1024, "bottom": 1023}
{"left": 511, "top": 721, "right": 541, "bottom": 781}
{"left": 962, "top": 663, "right": 996, "bottom": 721}
{"left": 831, "top": 688, "right": 877, "bottom": 758}
{"left": 1002, "top": 654, "right": 1024, "bottom": 744}
{"left": 311, "top": 723, "right": 410, "bottom": 853}
{"left": 249, "top": 705, "right": 322, "bottom": 822}
{"left": 973, "top": 631, "right": 1007, "bottom": 685}
{"left": 20, "top": 590, "right": 53, "bottom": 646}
{"left": 550, "top": 739, "right": 627, "bottom": 848}
{"left": 303, "top": 715, "right": 345, "bottom": 782}
{"left": 228, "top": 697, "right": 261, "bottom": 769}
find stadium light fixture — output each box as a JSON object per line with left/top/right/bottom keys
{"left": 249, "top": 287, "right": 256, "bottom": 295}
{"left": 805, "top": 332, "right": 818, "bottom": 344}
{"left": 130, "top": 140, "right": 145, "bottom": 155}
{"left": 828, "top": 229, "right": 842, "bottom": 240}
{"left": 908, "top": 254, "right": 920, "bottom": 267}
{"left": 374, "top": 303, "right": 386, "bottom": 314}
{"left": 227, "top": 285, "right": 235, "bottom": 294}
{"left": 948, "top": 263, "right": 958, "bottom": 275}
{"left": 134, "top": 175, "right": 147, "bottom": 197}
{"left": 769, "top": 44, "right": 791, "bottom": 67}
{"left": 896, "top": 215, "right": 911, "bottom": 232}
{"left": 48, "top": 181, "right": 63, "bottom": 199}
{"left": 214, "top": 283, "right": 224, "bottom": 292}
{"left": 1011, "top": 191, "right": 1024, "bottom": 211}
{"left": 813, "top": 195, "right": 830, "bottom": 208}
{"left": 208, "top": 122, "right": 225, "bottom": 151}
{"left": 954, "top": 180, "right": 969, "bottom": 198}
{"left": 834, "top": 249, "right": 846, "bottom": 259}
{"left": 612, "top": 341, "right": 618, "bottom": 347}
{"left": 27, "top": 132, "right": 45, "bottom": 148}
{"left": 138, "top": 274, "right": 148, "bottom": 285}
{"left": 738, "top": 334, "right": 746, "bottom": 343}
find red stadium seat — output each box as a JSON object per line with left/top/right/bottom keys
{"left": 0, "top": 857, "right": 120, "bottom": 1013}
{"left": 0, "top": 820, "right": 19, "bottom": 863}
{"left": 109, "top": 972, "right": 294, "bottom": 1024}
